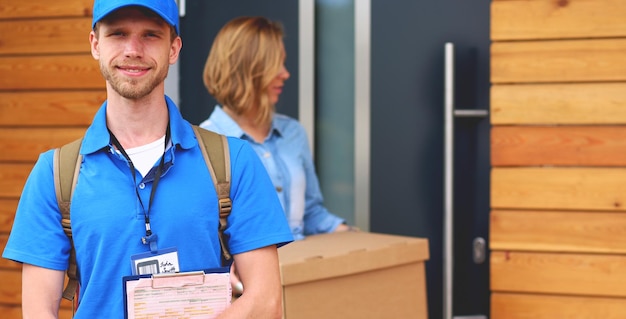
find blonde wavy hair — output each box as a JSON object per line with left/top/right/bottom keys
{"left": 203, "top": 16, "right": 285, "bottom": 126}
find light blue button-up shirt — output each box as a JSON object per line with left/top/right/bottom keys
{"left": 201, "top": 106, "right": 345, "bottom": 240}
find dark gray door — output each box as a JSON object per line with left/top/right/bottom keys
{"left": 178, "top": 0, "right": 299, "bottom": 124}
{"left": 370, "top": 1, "right": 490, "bottom": 318}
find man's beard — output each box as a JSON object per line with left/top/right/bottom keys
{"left": 100, "top": 60, "right": 168, "bottom": 99}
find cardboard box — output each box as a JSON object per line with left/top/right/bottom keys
{"left": 278, "top": 231, "right": 430, "bottom": 319}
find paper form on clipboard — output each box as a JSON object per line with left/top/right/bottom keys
{"left": 123, "top": 267, "right": 231, "bottom": 319}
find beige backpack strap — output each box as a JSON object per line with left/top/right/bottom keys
{"left": 53, "top": 138, "right": 83, "bottom": 302}
{"left": 192, "top": 125, "right": 232, "bottom": 265}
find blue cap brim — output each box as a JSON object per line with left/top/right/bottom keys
{"left": 92, "top": 0, "right": 180, "bottom": 35}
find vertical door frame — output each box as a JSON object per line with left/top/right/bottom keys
{"left": 354, "top": 0, "right": 371, "bottom": 231}
{"left": 299, "top": 0, "right": 372, "bottom": 231}
{"left": 298, "top": 0, "right": 316, "bottom": 153}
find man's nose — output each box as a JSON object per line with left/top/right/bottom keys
{"left": 124, "top": 36, "right": 144, "bottom": 58}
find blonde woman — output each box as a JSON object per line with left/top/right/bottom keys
{"left": 200, "top": 16, "right": 351, "bottom": 240}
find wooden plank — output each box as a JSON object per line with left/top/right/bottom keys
{"left": 0, "top": 268, "right": 21, "bottom": 304}
{"left": 491, "top": 167, "right": 626, "bottom": 211}
{"left": 0, "top": 269, "right": 73, "bottom": 317}
{"left": 0, "top": 55, "right": 103, "bottom": 90}
{"left": 491, "top": 251, "right": 626, "bottom": 297}
{"left": 492, "top": 292, "right": 626, "bottom": 319}
{"left": 0, "top": 304, "right": 74, "bottom": 319}
{"left": 0, "top": 198, "right": 16, "bottom": 233}
{"left": 491, "top": 83, "right": 626, "bottom": 125}
{"left": 0, "top": 90, "right": 104, "bottom": 126}
{"left": 0, "top": 305, "right": 21, "bottom": 319}
{"left": 491, "top": 39, "right": 626, "bottom": 83}
{"left": 0, "top": 128, "right": 86, "bottom": 162}
{"left": 0, "top": 17, "right": 92, "bottom": 55}
{"left": 0, "top": 0, "right": 93, "bottom": 19}
{"left": 491, "top": 126, "right": 626, "bottom": 166}
{"left": 0, "top": 163, "right": 33, "bottom": 198}
{"left": 491, "top": 210, "right": 626, "bottom": 254}
{"left": 492, "top": 0, "right": 626, "bottom": 40}
{"left": 0, "top": 235, "right": 21, "bottom": 270}
{"left": 62, "top": 305, "right": 78, "bottom": 319}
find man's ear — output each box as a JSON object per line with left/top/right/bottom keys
{"left": 169, "top": 36, "right": 182, "bottom": 65}
{"left": 89, "top": 31, "right": 100, "bottom": 60}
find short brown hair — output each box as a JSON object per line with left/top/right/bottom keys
{"left": 203, "top": 16, "right": 284, "bottom": 126}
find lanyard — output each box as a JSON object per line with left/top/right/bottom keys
{"left": 109, "top": 124, "right": 170, "bottom": 252}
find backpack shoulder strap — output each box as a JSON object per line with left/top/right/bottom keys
{"left": 53, "top": 138, "right": 83, "bottom": 302}
{"left": 52, "top": 127, "right": 232, "bottom": 303}
{"left": 192, "top": 125, "right": 232, "bottom": 265}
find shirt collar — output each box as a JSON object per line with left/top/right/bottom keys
{"left": 80, "top": 95, "right": 196, "bottom": 155}
{"left": 210, "top": 105, "right": 283, "bottom": 141}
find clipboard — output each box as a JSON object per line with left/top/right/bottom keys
{"left": 123, "top": 267, "right": 231, "bottom": 319}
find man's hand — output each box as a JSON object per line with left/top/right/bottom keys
{"left": 229, "top": 262, "right": 244, "bottom": 297}
{"left": 218, "top": 245, "right": 283, "bottom": 318}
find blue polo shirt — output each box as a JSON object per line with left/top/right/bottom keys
{"left": 3, "top": 96, "right": 293, "bottom": 319}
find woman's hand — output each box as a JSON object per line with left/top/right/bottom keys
{"left": 334, "top": 223, "right": 359, "bottom": 232}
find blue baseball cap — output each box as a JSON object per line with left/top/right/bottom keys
{"left": 92, "top": 0, "right": 180, "bottom": 35}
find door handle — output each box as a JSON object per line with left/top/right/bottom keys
{"left": 443, "top": 42, "right": 488, "bottom": 319}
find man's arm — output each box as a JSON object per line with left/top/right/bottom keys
{"left": 22, "top": 263, "right": 65, "bottom": 319}
{"left": 218, "top": 245, "right": 283, "bottom": 319}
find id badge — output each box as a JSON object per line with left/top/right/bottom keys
{"left": 130, "top": 247, "right": 180, "bottom": 275}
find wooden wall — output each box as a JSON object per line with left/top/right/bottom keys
{"left": 4, "top": 0, "right": 626, "bottom": 318}
{"left": 491, "top": 0, "right": 626, "bottom": 318}
{"left": 0, "top": 0, "right": 103, "bottom": 318}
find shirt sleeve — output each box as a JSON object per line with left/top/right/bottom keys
{"left": 2, "top": 150, "right": 71, "bottom": 270}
